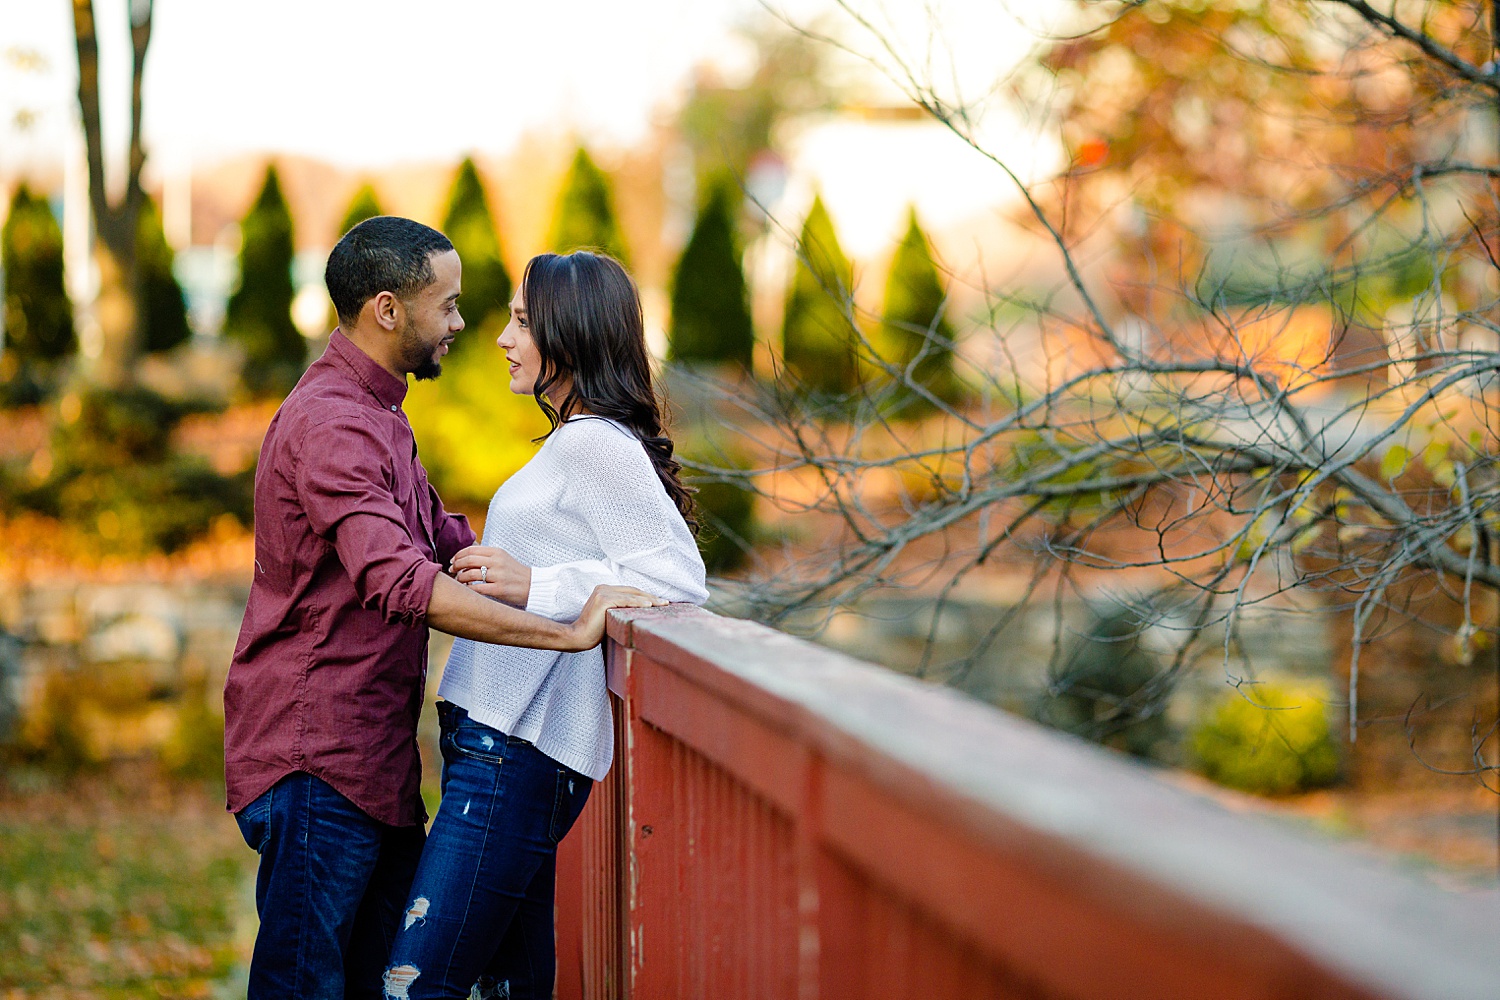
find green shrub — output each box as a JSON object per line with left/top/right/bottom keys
{"left": 549, "top": 147, "right": 629, "bottom": 264}
{"left": 442, "top": 158, "right": 511, "bottom": 352}
{"left": 224, "top": 164, "right": 303, "bottom": 397}
{"left": 338, "top": 181, "right": 384, "bottom": 235}
{"left": 873, "top": 208, "right": 958, "bottom": 412}
{"left": 1, "top": 184, "right": 75, "bottom": 403}
{"left": 694, "top": 477, "right": 755, "bottom": 573}
{"left": 2, "top": 387, "right": 253, "bottom": 554}
{"left": 1034, "top": 609, "right": 1173, "bottom": 759}
{"left": 161, "top": 680, "right": 225, "bottom": 782}
{"left": 402, "top": 349, "right": 550, "bottom": 507}
{"left": 782, "top": 195, "right": 858, "bottom": 395}
{"left": 1191, "top": 681, "right": 1341, "bottom": 795}
{"left": 679, "top": 437, "right": 756, "bottom": 573}
{"left": 8, "top": 669, "right": 97, "bottom": 776}
{"left": 137, "top": 195, "right": 192, "bottom": 354}
{"left": 669, "top": 179, "right": 754, "bottom": 369}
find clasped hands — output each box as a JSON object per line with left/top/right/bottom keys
{"left": 451, "top": 545, "right": 532, "bottom": 607}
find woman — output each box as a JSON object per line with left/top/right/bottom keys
{"left": 381, "top": 252, "right": 709, "bottom": 1000}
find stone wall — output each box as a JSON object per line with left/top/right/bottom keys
{"left": 0, "top": 577, "right": 249, "bottom": 757}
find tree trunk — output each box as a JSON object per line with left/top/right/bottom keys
{"left": 71, "top": 0, "right": 152, "bottom": 390}
{"left": 90, "top": 237, "right": 137, "bottom": 388}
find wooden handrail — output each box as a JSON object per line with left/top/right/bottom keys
{"left": 554, "top": 604, "right": 1499, "bottom": 1000}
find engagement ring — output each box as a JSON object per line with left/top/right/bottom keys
{"left": 481, "top": 566, "right": 488, "bottom": 583}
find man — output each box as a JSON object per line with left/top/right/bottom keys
{"left": 223, "top": 216, "right": 661, "bottom": 1000}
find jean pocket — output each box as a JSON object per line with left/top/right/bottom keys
{"left": 548, "top": 769, "right": 592, "bottom": 844}
{"left": 234, "top": 788, "right": 272, "bottom": 854}
{"left": 442, "top": 718, "right": 507, "bottom": 764}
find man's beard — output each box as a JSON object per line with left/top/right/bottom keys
{"left": 398, "top": 317, "right": 444, "bottom": 381}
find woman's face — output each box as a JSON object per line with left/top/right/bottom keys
{"left": 497, "top": 288, "right": 541, "bottom": 396}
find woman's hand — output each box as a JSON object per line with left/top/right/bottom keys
{"left": 450, "top": 546, "right": 532, "bottom": 607}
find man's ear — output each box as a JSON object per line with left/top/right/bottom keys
{"left": 372, "top": 290, "right": 402, "bottom": 332}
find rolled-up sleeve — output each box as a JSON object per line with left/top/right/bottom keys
{"left": 294, "top": 417, "right": 441, "bottom": 627}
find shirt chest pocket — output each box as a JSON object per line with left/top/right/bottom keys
{"left": 389, "top": 428, "right": 435, "bottom": 553}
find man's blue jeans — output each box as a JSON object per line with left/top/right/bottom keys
{"left": 235, "top": 771, "right": 426, "bottom": 1000}
{"left": 381, "top": 702, "right": 593, "bottom": 1000}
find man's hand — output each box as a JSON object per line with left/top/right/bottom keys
{"left": 565, "top": 585, "right": 668, "bottom": 651}
{"left": 450, "top": 545, "right": 531, "bottom": 607}
{"left": 426, "top": 575, "right": 665, "bottom": 652}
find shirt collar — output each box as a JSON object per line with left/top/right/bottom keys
{"left": 328, "top": 328, "right": 408, "bottom": 411}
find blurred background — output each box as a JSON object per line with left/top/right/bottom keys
{"left": 2, "top": 0, "right": 1499, "bottom": 995}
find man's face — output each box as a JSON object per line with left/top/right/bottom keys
{"left": 397, "top": 249, "right": 463, "bottom": 380}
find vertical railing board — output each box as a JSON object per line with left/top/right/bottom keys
{"left": 817, "top": 859, "right": 1045, "bottom": 1000}
{"left": 554, "top": 818, "right": 584, "bottom": 999}
{"left": 556, "top": 646, "right": 631, "bottom": 1000}
{"left": 633, "top": 649, "right": 808, "bottom": 814}
{"left": 627, "top": 651, "right": 802, "bottom": 999}
{"left": 817, "top": 764, "right": 1376, "bottom": 1000}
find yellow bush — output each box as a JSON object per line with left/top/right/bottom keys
{"left": 403, "top": 342, "right": 550, "bottom": 507}
{"left": 1190, "top": 681, "right": 1341, "bottom": 795}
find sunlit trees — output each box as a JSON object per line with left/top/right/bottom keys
{"left": 442, "top": 157, "right": 511, "bottom": 353}
{"left": 1, "top": 186, "right": 75, "bottom": 401}
{"left": 549, "top": 147, "right": 629, "bottom": 264}
{"left": 669, "top": 180, "right": 754, "bottom": 368}
{"left": 224, "top": 165, "right": 302, "bottom": 398}
{"left": 692, "top": 0, "right": 1500, "bottom": 782}
{"left": 136, "top": 196, "right": 190, "bottom": 355}
{"left": 338, "top": 182, "right": 383, "bottom": 236}
{"left": 873, "top": 208, "right": 956, "bottom": 410}
{"left": 781, "top": 194, "right": 857, "bottom": 394}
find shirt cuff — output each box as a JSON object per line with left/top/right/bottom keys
{"left": 525, "top": 564, "right": 563, "bottom": 620}
{"left": 402, "top": 559, "right": 444, "bottom": 629}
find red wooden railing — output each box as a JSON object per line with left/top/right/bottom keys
{"left": 555, "top": 605, "right": 1498, "bottom": 1000}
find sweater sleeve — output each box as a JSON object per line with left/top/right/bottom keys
{"left": 524, "top": 420, "right": 709, "bottom": 622}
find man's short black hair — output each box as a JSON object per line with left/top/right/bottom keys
{"left": 325, "top": 216, "right": 455, "bottom": 326}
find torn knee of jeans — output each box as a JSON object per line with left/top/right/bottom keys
{"left": 383, "top": 963, "right": 420, "bottom": 998}
{"left": 403, "top": 895, "right": 430, "bottom": 931}
{"left": 473, "top": 976, "right": 510, "bottom": 999}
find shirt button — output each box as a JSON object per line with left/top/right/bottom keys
{"left": 390, "top": 405, "right": 398, "bottom": 412}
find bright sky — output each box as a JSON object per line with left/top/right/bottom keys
{"left": 1, "top": 1, "right": 1063, "bottom": 257}
{"left": 1, "top": 1, "right": 1055, "bottom": 164}
{"left": 3, "top": 0, "right": 775, "bottom": 170}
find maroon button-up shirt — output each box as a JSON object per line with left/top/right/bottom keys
{"left": 224, "top": 330, "right": 474, "bottom": 827}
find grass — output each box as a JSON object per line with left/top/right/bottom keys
{"left": 0, "top": 766, "right": 254, "bottom": 999}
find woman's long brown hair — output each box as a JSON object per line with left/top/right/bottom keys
{"left": 522, "top": 251, "right": 698, "bottom": 535}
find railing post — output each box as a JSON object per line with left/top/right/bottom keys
{"left": 795, "top": 752, "right": 822, "bottom": 1000}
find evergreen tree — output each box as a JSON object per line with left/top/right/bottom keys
{"left": 669, "top": 179, "right": 753, "bottom": 368}
{"left": 224, "top": 165, "right": 303, "bottom": 397}
{"left": 338, "top": 182, "right": 384, "bottom": 235}
{"left": 137, "top": 195, "right": 191, "bottom": 355}
{"left": 781, "top": 195, "right": 857, "bottom": 395}
{"left": 2, "top": 185, "right": 76, "bottom": 367}
{"left": 875, "top": 208, "right": 958, "bottom": 408}
{"left": 442, "top": 158, "right": 511, "bottom": 351}
{"left": 548, "top": 147, "right": 629, "bottom": 265}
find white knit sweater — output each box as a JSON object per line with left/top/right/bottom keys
{"left": 436, "top": 416, "right": 709, "bottom": 780}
